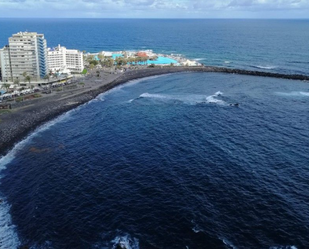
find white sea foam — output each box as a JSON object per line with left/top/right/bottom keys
{"left": 219, "top": 237, "right": 238, "bottom": 249}
{"left": 192, "top": 225, "right": 203, "bottom": 233}
{"left": 0, "top": 105, "right": 78, "bottom": 249}
{"left": 97, "top": 74, "right": 170, "bottom": 102}
{"left": 275, "top": 91, "right": 309, "bottom": 97}
{"left": 253, "top": 65, "right": 277, "bottom": 70}
{"left": 111, "top": 234, "right": 139, "bottom": 249}
{"left": 137, "top": 92, "right": 205, "bottom": 105}
{"left": 224, "top": 61, "right": 231, "bottom": 64}
{"left": 300, "top": 91, "right": 309, "bottom": 96}
{"left": 269, "top": 246, "right": 298, "bottom": 249}
{"left": 194, "top": 58, "right": 206, "bottom": 61}
{"left": 135, "top": 91, "right": 229, "bottom": 106}
{"left": 205, "top": 91, "right": 226, "bottom": 105}
{"left": 0, "top": 200, "right": 20, "bottom": 249}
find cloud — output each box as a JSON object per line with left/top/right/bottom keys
{"left": 1, "top": 0, "right": 309, "bottom": 17}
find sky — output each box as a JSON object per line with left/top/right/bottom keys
{"left": 0, "top": 0, "right": 309, "bottom": 18}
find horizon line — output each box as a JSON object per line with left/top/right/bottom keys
{"left": 0, "top": 17, "right": 309, "bottom": 20}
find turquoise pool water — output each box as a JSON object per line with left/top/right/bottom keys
{"left": 111, "top": 54, "right": 178, "bottom": 65}
{"left": 148, "top": 56, "right": 177, "bottom": 65}
{"left": 112, "top": 54, "right": 123, "bottom": 59}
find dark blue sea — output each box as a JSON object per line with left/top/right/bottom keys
{"left": 1, "top": 19, "right": 309, "bottom": 249}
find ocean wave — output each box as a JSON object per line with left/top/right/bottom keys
{"left": 219, "top": 237, "right": 238, "bottom": 249}
{"left": 269, "top": 246, "right": 298, "bottom": 249}
{"left": 0, "top": 200, "right": 20, "bottom": 249}
{"left": 194, "top": 58, "right": 206, "bottom": 61}
{"left": 97, "top": 74, "right": 170, "bottom": 102}
{"left": 132, "top": 91, "right": 229, "bottom": 106}
{"left": 133, "top": 92, "right": 197, "bottom": 104}
{"left": 0, "top": 107, "right": 79, "bottom": 249}
{"left": 252, "top": 65, "right": 277, "bottom": 70}
{"left": 224, "top": 61, "right": 231, "bottom": 64}
{"left": 205, "top": 91, "right": 226, "bottom": 105}
{"left": 275, "top": 91, "right": 309, "bottom": 97}
{"left": 111, "top": 234, "right": 139, "bottom": 249}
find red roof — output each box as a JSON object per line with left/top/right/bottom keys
{"left": 137, "top": 52, "right": 148, "bottom": 57}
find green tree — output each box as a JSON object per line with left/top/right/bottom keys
{"left": 98, "top": 54, "right": 104, "bottom": 61}
{"left": 25, "top": 76, "right": 31, "bottom": 88}
{"left": 44, "top": 74, "right": 50, "bottom": 82}
{"left": 22, "top": 71, "right": 28, "bottom": 84}
{"left": 14, "top": 78, "right": 20, "bottom": 86}
{"left": 3, "top": 83, "right": 10, "bottom": 91}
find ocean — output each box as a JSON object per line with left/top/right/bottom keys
{"left": 0, "top": 19, "right": 309, "bottom": 249}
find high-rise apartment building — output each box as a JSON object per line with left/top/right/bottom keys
{"left": 0, "top": 46, "right": 12, "bottom": 83}
{"left": 7, "top": 32, "right": 48, "bottom": 82}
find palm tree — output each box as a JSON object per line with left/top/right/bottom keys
{"left": 25, "top": 76, "right": 31, "bottom": 88}
{"left": 44, "top": 74, "right": 50, "bottom": 83}
{"left": 22, "top": 71, "right": 28, "bottom": 85}
{"left": 98, "top": 54, "right": 104, "bottom": 61}
{"left": 14, "top": 78, "right": 20, "bottom": 86}
{"left": 3, "top": 83, "right": 10, "bottom": 92}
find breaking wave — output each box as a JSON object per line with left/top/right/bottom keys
{"left": 269, "top": 246, "right": 298, "bottom": 249}
{"left": 130, "top": 91, "right": 228, "bottom": 106}
{"left": 219, "top": 237, "right": 238, "bottom": 249}
{"left": 97, "top": 74, "right": 169, "bottom": 102}
{"left": 252, "top": 65, "right": 277, "bottom": 70}
{"left": 111, "top": 234, "right": 139, "bottom": 249}
{"left": 0, "top": 199, "right": 20, "bottom": 249}
{"left": 0, "top": 102, "right": 80, "bottom": 249}
{"left": 275, "top": 91, "right": 309, "bottom": 97}
{"left": 205, "top": 91, "right": 227, "bottom": 105}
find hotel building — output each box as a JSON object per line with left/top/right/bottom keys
{"left": 48, "top": 45, "right": 84, "bottom": 73}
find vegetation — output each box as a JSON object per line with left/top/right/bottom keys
{"left": 0, "top": 110, "right": 11, "bottom": 115}
{"left": 81, "top": 69, "right": 88, "bottom": 75}
{"left": 14, "top": 78, "right": 20, "bottom": 85}
{"left": 3, "top": 83, "right": 10, "bottom": 91}
{"left": 64, "top": 85, "right": 78, "bottom": 90}
{"left": 44, "top": 74, "right": 50, "bottom": 82}
{"left": 89, "top": 60, "right": 99, "bottom": 66}
{"left": 25, "top": 75, "right": 31, "bottom": 88}
{"left": 98, "top": 54, "right": 104, "bottom": 60}
{"left": 101, "top": 58, "right": 114, "bottom": 67}
{"left": 15, "top": 97, "right": 23, "bottom": 102}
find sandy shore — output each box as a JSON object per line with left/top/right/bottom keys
{"left": 1, "top": 66, "right": 308, "bottom": 156}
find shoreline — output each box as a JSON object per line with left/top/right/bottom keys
{"left": 1, "top": 65, "right": 309, "bottom": 156}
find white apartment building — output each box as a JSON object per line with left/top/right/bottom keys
{"left": 48, "top": 44, "right": 84, "bottom": 73}
{"left": 8, "top": 32, "right": 48, "bottom": 82}
{"left": 0, "top": 46, "right": 12, "bottom": 83}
